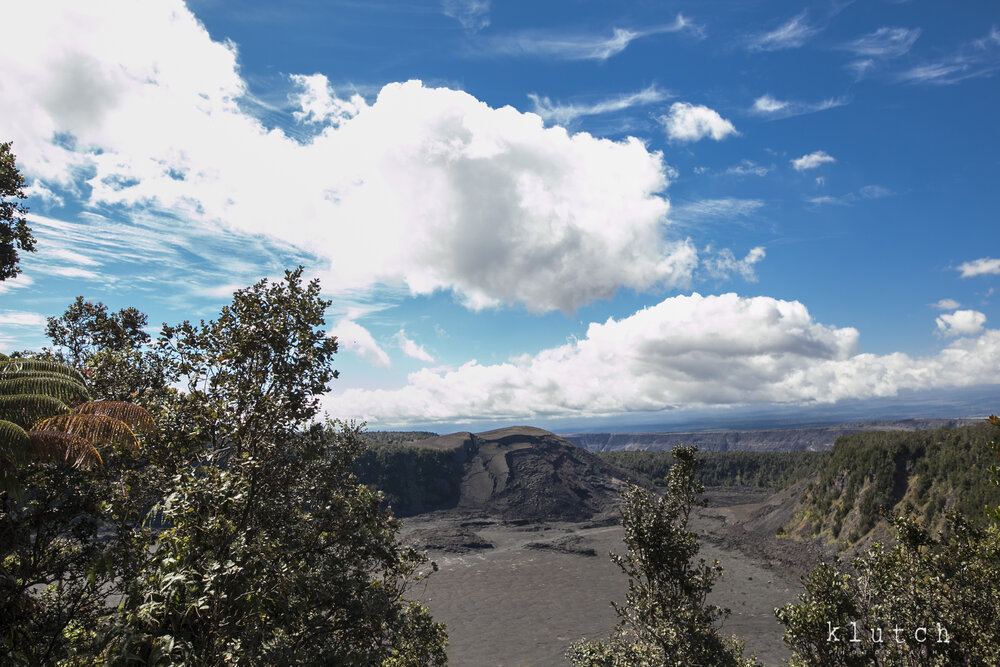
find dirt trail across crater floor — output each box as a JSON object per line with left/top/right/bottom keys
{"left": 402, "top": 487, "right": 830, "bottom": 667}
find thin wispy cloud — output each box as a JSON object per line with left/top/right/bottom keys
{"left": 0, "top": 311, "right": 47, "bottom": 327}
{"left": 528, "top": 85, "right": 669, "bottom": 126}
{"left": 750, "top": 94, "right": 848, "bottom": 119}
{"left": 844, "top": 26, "right": 920, "bottom": 57}
{"left": 486, "top": 14, "right": 701, "bottom": 61}
{"left": 725, "top": 160, "right": 770, "bottom": 177}
{"left": 898, "top": 26, "right": 1000, "bottom": 84}
{"left": 395, "top": 329, "right": 435, "bottom": 363}
{"left": 748, "top": 12, "right": 821, "bottom": 51}
{"left": 672, "top": 198, "right": 764, "bottom": 223}
{"left": 807, "top": 184, "right": 893, "bottom": 206}
{"left": 841, "top": 26, "right": 920, "bottom": 79}
{"left": 442, "top": 0, "right": 490, "bottom": 32}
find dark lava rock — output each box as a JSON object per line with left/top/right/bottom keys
{"left": 406, "top": 527, "right": 494, "bottom": 553}
{"left": 524, "top": 536, "right": 598, "bottom": 558}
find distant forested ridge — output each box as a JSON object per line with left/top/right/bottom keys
{"left": 597, "top": 449, "right": 828, "bottom": 491}
{"left": 784, "top": 423, "right": 1000, "bottom": 546}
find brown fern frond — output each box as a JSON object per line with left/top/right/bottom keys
{"left": 75, "top": 401, "right": 155, "bottom": 433}
{"left": 0, "top": 359, "right": 86, "bottom": 385}
{"left": 1, "top": 419, "right": 31, "bottom": 469}
{"left": 28, "top": 430, "right": 103, "bottom": 469}
{"left": 0, "top": 377, "right": 91, "bottom": 405}
{"left": 33, "top": 413, "right": 139, "bottom": 453}
{"left": 0, "top": 394, "right": 72, "bottom": 429}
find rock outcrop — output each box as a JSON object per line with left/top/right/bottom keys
{"left": 381, "top": 426, "right": 634, "bottom": 521}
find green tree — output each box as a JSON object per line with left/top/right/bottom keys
{"left": 568, "top": 446, "right": 759, "bottom": 667}
{"left": 102, "top": 268, "right": 447, "bottom": 665}
{"left": 0, "top": 141, "right": 35, "bottom": 281}
{"left": 45, "top": 297, "right": 152, "bottom": 368}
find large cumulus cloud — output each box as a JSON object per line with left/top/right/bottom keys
{"left": 1, "top": 0, "right": 694, "bottom": 313}
{"left": 333, "top": 294, "right": 1000, "bottom": 425}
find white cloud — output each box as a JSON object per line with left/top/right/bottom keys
{"left": 0, "top": 311, "right": 47, "bottom": 327}
{"left": 703, "top": 246, "right": 766, "bottom": 282}
{"left": 1, "top": 3, "right": 697, "bottom": 314}
{"left": 957, "top": 257, "right": 1000, "bottom": 278}
{"left": 330, "top": 318, "right": 391, "bottom": 369}
{"left": 289, "top": 73, "right": 366, "bottom": 126}
{"left": 931, "top": 298, "right": 961, "bottom": 310}
{"left": 750, "top": 94, "right": 848, "bottom": 119}
{"left": 442, "top": 0, "right": 490, "bottom": 32}
{"left": 748, "top": 12, "right": 821, "bottom": 51}
{"left": 661, "top": 102, "right": 737, "bottom": 142}
{"left": 487, "top": 15, "right": 701, "bottom": 61}
{"left": 752, "top": 95, "right": 788, "bottom": 113}
{"left": 395, "top": 330, "right": 435, "bottom": 363}
{"left": 936, "top": 309, "right": 986, "bottom": 337}
{"left": 528, "top": 85, "right": 669, "bottom": 126}
{"left": 791, "top": 151, "right": 836, "bottom": 171}
{"left": 333, "top": 293, "right": 1000, "bottom": 425}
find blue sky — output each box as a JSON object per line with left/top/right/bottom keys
{"left": 1, "top": 0, "right": 998, "bottom": 431}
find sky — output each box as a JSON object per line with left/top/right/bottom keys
{"left": 1, "top": 0, "right": 999, "bottom": 432}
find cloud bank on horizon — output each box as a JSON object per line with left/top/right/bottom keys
{"left": 1, "top": 0, "right": 998, "bottom": 428}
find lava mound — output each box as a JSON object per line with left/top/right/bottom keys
{"left": 409, "top": 426, "right": 632, "bottom": 522}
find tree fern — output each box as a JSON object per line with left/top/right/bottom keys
{"left": 33, "top": 413, "right": 140, "bottom": 453}
{"left": 0, "top": 376, "right": 90, "bottom": 405}
{"left": 0, "top": 358, "right": 86, "bottom": 385}
{"left": 75, "top": 400, "right": 155, "bottom": 434}
{"left": 27, "top": 430, "right": 102, "bottom": 469}
{"left": 0, "top": 394, "right": 71, "bottom": 429}
{"left": 0, "top": 419, "right": 30, "bottom": 496}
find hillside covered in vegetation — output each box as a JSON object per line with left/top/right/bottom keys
{"left": 782, "top": 422, "right": 1000, "bottom": 546}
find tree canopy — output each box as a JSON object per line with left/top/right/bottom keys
{"left": 0, "top": 141, "right": 35, "bottom": 281}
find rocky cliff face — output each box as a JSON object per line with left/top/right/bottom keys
{"left": 388, "top": 426, "right": 634, "bottom": 521}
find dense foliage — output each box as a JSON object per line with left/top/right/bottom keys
{"left": 786, "top": 424, "right": 1000, "bottom": 544}
{"left": 354, "top": 443, "right": 464, "bottom": 516}
{"left": 1, "top": 270, "right": 447, "bottom": 665}
{"left": 598, "top": 449, "right": 828, "bottom": 491}
{"left": 568, "top": 446, "right": 760, "bottom": 667}
{"left": 0, "top": 141, "right": 35, "bottom": 281}
{"left": 776, "top": 417, "right": 1000, "bottom": 665}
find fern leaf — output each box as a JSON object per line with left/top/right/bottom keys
{"left": 33, "top": 413, "right": 139, "bottom": 453}
{"left": 0, "top": 394, "right": 72, "bottom": 429}
{"left": 0, "top": 377, "right": 91, "bottom": 405}
{"left": 28, "top": 430, "right": 103, "bottom": 469}
{"left": 75, "top": 401, "right": 155, "bottom": 434}
{"left": 1, "top": 419, "right": 31, "bottom": 469}
{"left": 0, "top": 359, "right": 86, "bottom": 385}
{"left": 0, "top": 369, "right": 88, "bottom": 388}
